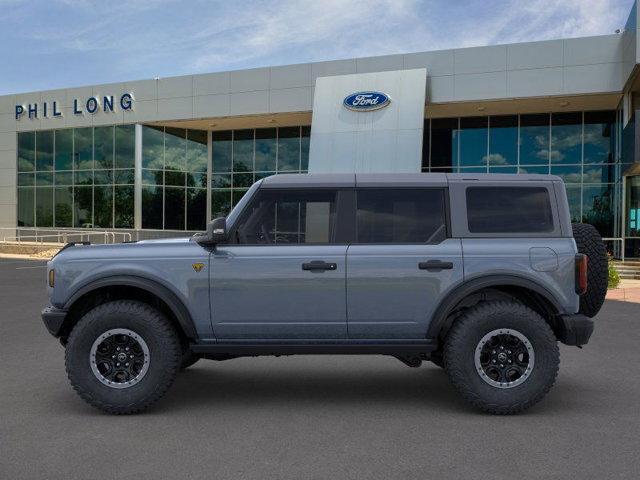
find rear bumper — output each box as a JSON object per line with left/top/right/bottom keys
{"left": 41, "top": 306, "right": 67, "bottom": 337}
{"left": 556, "top": 314, "right": 594, "bottom": 346}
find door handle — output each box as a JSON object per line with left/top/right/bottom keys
{"left": 302, "top": 261, "right": 337, "bottom": 271}
{"left": 419, "top": 260, "right": 454, "bottom": 271}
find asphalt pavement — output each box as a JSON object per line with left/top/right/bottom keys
{"left": 1, "top": 258, "right": 639, "bottom": 479}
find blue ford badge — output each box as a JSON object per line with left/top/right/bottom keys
{"left": 343, "top": 91, "right": 390, "bottom": 111}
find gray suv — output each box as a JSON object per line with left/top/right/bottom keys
{"left": 41, "top": 173, "right": 607, "bottom": 414}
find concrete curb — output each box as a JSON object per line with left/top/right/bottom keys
{"left": 0, "top": 253, "right": 52, "bottom": 261}
{"left": 606, "top": 287, "right": 640, "bottom": 303}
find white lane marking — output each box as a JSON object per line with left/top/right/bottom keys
{"left": 15, "top": 265, "right": 47, "bottom": 269}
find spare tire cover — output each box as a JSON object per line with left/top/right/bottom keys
{"left": 572, "top": 223, "right": 608, "bottom": 318}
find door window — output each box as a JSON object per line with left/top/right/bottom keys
{"left": 466, "top": 186, "right": 554, "bottom": 233}
{"left": 233, "top": 189, "right": 338, "bottom": 244}
{"left": 356, "top": 189, "right": 447, "bottom": 243}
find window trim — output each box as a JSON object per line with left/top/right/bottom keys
{"left": 352, "top": 187, "right": 450, "bottom": 245}
{"left": 448, "top": 181, "right": 564, "bottom": 238}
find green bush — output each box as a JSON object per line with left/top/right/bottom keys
{"left": 608, "top": 258, "right": 620, "bottom": 289}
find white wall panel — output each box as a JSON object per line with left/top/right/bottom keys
{"left": 309, "top": 69, "right": 426, "bottom": 173}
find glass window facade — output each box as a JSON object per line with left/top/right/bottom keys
{"left": 211, "top": 126, "right": 310, "bottom": 218}
{"left": 141, "top": 126, "right": 208, "bottom": 231}
{"left": 423, "top": 111, "right": 620, "bottom": 237}
{"left": 15, "top": 113, "right": 619, "bottom": 238}
{"left": 17, "top": 125, "right": 135, "bottom": 228}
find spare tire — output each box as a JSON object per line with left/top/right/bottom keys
{"left": 572, "top": 223, "right": 608, "bottom": 317}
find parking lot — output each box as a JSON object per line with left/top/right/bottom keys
{"left": 1, "top": 257, "right": 639, "bottom": 479}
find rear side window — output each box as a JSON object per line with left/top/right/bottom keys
{"left": 356, "top": 189, "right": 447, "bottom": 243}
{"left": 466, "top": 187, "right": 554, "bottom": 233}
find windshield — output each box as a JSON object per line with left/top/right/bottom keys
{"left": 225, "top": 180, "right": 262, "bottom": 229}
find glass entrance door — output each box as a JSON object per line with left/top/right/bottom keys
{"left": 625, "top": 175, "right": 640, "bottom": 257}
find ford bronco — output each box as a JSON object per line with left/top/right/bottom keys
{"left": 41, "top": 173, "right": 607, "bottom": 414}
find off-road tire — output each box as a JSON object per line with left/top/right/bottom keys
{"left": 65, "top": 300, "right": 181, "bottom": 414}
{"left": 180, "top": 350, "right": 201, "bottom": 370}
{"left": 572, "top": 223, "right": 608, "bottom": 318}
{"left": 444, "top": 301, "right": 560, "bottom": 414}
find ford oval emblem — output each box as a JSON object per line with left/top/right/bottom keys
{"left": 343, "top": 91, "right": 391, "bottom": 111}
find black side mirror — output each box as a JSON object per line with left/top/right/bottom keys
{"left": 198, "top": 217, "right": 228, "bottom": 245}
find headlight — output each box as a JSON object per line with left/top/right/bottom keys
{"left": 48, "top": 269, "right": 55, "bottom": 288}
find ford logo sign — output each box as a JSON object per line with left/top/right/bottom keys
{"left": 343, "top": 91, "right": 390, "bottom": 111}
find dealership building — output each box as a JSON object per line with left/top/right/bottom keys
{"left": 2, "top": 3, "right": 640, "bottom": 257}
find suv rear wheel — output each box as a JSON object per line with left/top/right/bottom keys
{"left": 65, "top": 300, "right": 181, "bottom": 414}
{"left": 443, "top": 301, "right": 559, "bottom": 414}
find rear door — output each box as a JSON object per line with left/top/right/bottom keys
{"left": 346, "top": 187, "right": 463, "bottom": 339}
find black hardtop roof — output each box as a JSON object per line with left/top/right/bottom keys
{"left": 260, "top": 173, "right": 561, "bottom": 188}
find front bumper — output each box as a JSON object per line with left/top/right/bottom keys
{"left": 41, "top": 306, "right": 68, "bottom": 337}
{"left": 556, "top": 314, "right": 594, "bottom": 346}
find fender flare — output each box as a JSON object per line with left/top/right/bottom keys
{"left": 426, "top": 274, "right": 563, "bottom": 339}
{"left": 63, "top": 275, "right": 197, "bottom": 339}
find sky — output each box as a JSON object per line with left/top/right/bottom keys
{"left": 0, "top": 0, "right": 636, "bottom": 95}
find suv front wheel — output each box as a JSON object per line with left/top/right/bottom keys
{"left": 443, "top": 301, "right": 559, "bottom": 414}
{"left": 65, "top": 300, "right": 181, "bottom": 414}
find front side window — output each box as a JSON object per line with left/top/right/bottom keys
{"left": 356, "top": 189, "right": 447, "bottom": 243}
{"left": 466, "top": 187, "right": 554, "bottom": 233}
{"left": 233, "top": 189, "right": 338, "bottom": 244}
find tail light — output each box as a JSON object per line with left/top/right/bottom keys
{"left": 575, "top": 254, "right": 588, "bottom": 295}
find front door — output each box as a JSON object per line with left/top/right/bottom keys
{"left": 346, "top": 188, "right": 463, "bottom": 339}
{"left": 211, "top": 188, "right": 348, "bottom": 339}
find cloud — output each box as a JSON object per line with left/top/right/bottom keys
{"left": 482, "top": 153, "right": 509, "bottom": 165}
{"left": 0, "top": 0, "right": 635, "bottom": 93}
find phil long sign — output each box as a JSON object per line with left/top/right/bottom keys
{"left": 15, "top": 93, "right": 134, "bottom": 120}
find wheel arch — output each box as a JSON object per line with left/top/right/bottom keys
{"left": 427, "top": 275, "right": 563, "bottom": 341}
{"left": 60, "top": 275, "right": 197, "bottom": 343}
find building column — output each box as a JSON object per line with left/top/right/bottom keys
{"left": 206, "top": 130, "right": 212, "bottom": 223}
{"left": 134, "top": 124, "right": 143, "bottom": 232}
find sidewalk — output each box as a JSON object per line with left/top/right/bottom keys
{"left": 606, "top": 279, "right": 640, "bottom": 303}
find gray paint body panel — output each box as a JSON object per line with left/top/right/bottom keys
{"left": 210, "top": 245, "right": 348, "bottom": 339}
{"left": 48, "top": 238, "right": 213, "bottom": 338}
{"left": 346, "top": 240, "right": 463, "bottom": 338}
{"left": 462, "top": 238, "right": 579, "bottom": 313}
{"left": 47, "top": 173, "right": 581, "bottom": 344}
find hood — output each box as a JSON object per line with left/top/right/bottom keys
{"left": 51, "top": 237, "right": 193, "bottom": 263}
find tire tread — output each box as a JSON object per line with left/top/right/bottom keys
{"left": 65, "top": 300, "right": 181, "bottom": 415}
{"left": 444, "top": 301, "right": 559, "bottom": 415}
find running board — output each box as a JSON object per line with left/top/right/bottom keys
{"left": 190, "top": 340, "right": 437, "bottom": 357}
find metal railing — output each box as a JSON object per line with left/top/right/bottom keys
{"left": 0, "top": 228, "right": 131, "bottom": 245}
{"left": 602, "top": 237, "right": 625, "bottom": 262}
